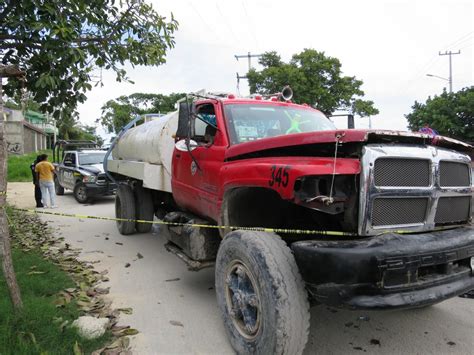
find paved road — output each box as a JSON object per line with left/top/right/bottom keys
{"left": 8, "top": 182, "right": 474, "bottom": 354}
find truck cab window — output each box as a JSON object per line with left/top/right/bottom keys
{"left": 194, "top": 104, "right": 217, "bottom": 144}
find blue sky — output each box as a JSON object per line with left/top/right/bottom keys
{"left": 77, "top": 0, "right": 473, "bottom": 138}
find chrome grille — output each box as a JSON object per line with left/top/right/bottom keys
{"left": 96, "top": 174, "right": 108, "bottom": 185}
{"left": 439, "top": 161, "right": 470, "bottom": 187}
{"left": 435, "top": 196, "right": 471, "bottom": 224}
{"left": 359, "top": 145, "right": 472, "bottom": 236}
{"left": 372, "top": 198, "right": 428, "bottom": 226}
{"left": 374, "top": 158, "right": 430, "bottom": 187}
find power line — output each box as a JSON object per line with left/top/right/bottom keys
{"left": 215, "top": 3, "right": 240, "bottom": 44}
{"left": 241, "top": 0, "right": 259, "bottom": 50}
{"left": 442, "top": 31, "right": 473, "bottom": 51}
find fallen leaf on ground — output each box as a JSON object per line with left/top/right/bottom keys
{"left": 117, "top": 308, "right": 133, "bottom": 315}
{"left": 169, "top": 320, "right": 184, "bottom": 327}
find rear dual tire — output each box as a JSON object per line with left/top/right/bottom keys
{"left": 115, "top": 184, "right": 154, "bottom": 235}
{"left": 116, "top": 184, "right": 136, "bottom": 235}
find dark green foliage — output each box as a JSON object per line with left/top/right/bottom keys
{"left": 405, "top": 87, "right": 474, "bottom": 142}
{"left": 0, "top": 0, "right": 178, "bottom": 117}
{"left": 58, "top": 112, "right": 103, "bottom": 145}
{"left": 99, "top": 92, "right": 186, "bottom": 133}
{"left": 247, "top": 49, "right": 379, "bottom": 117}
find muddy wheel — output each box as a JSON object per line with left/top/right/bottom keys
{"left": 73, "top": 182, "right": 89, "bottom": 203}
{"left": 215, "top": 230, "right": 310, "bottom": 354}
{"left": 135, "top": 186, "right": 154, "bottom": 233}
{"left": 115, "top": 184, "right": 136, "bottom": 235}
{"left": 54, "top": 176, "right": 64, "bottom": 195}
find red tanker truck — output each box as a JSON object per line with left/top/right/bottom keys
{"left": 105, "top": 88, "right": 474, "bottom": 354}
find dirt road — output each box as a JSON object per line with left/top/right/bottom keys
{"left": 7, "top": 182, "right": 474, "bottom": 354}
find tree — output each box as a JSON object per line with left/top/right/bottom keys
{"left": 247, "top": 49, "right": 379, "bottom": 117}
{"left": 0, "top": 65, "right": 23, "bottom": 311}
{"left": 99, "top": 92, "right": 186, "bottom": 133}
{"left": 59, "top": 112, "right": 103, "bottom": 145}
{"left": 0, "top": 0, "right": 178, "bottom": 119}
{"left": 405, "top": 87, "right": 474, "bottom": 142}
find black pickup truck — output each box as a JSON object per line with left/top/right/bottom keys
{"left": 53, "top": 140, "right": 116, "bottom": 203}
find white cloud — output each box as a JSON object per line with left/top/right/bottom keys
{"left": 78, "top": 0, "right": 473, "bottom": 135}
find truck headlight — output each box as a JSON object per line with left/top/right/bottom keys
{"left": 83, "top": 175, "right": 96, "bottom": 183}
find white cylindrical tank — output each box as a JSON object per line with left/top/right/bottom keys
{"left": 112, "top": 111, "right": 178, "bottom": 175}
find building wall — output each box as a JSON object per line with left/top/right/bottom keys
{"left": 5, "top": 121, "right": 25, "bottom": 155}
{"left": 7, "top": 110, "right": 24, "bottom": 122}
{"left": 23, "top": 125, "right": 35, "bottom": 153}
{"left": 5, "top": 121, "right": 48, "bottom": 155}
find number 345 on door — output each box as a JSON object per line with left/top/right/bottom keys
{"left": 269, "top": 165, "right": 291, "bottom": 188}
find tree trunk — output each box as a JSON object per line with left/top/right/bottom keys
{"left": 0, "top": 74, "right": 23, "bottom": 310}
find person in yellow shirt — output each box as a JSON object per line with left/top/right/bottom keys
{"left": 34, "top": 154, "right": 57, "bottom": 208}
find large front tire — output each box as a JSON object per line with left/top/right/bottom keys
{"left": 215, "top": 230, "right": 310, "bottom": 355}
{"left": 115, "top": 184, "right": 136, "bottom": 235}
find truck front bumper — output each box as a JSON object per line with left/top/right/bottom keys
{"left": 291, "top": 226, "right": 474, "bottom": 310}
{"left": 84, "top": 182, "right": 117, "bottom": 197}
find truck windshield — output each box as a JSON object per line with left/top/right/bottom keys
{"left": 223, "top": 104, "right": 336, "bottom": 144}
{"left": 78, "top": 152, "right": 107, "bottom": 165}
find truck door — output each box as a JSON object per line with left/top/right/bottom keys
{"left": 60, "top": 152, "right": 77, "bottom": 189}
{"left": 172, "top": 102, "right": 226, "bottom": 221}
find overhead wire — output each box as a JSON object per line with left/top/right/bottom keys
{"left": 186, "top": 0, "right": 226, "bottom": 44}
{"left": 215, "top": 2, "right": 240, "bottom": 45}
{"left": 395, "top": 31, "right": 473, "bottom": 94}
{"left": 241, "top": 0, "right": 260, "bottom": 51}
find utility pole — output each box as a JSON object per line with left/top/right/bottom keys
{"left": 438, "top": 50, "right": 461, "bottom": 93}
{"left": 234, "top": 52, "right": 263, "bottom": 89}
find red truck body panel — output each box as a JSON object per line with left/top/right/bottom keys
{"left": 170, "top": 98, "right": 472, "bottom": 222}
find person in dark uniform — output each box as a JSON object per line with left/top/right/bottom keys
{"left": 31, "top": 155, "right": 43, "bottom": 207}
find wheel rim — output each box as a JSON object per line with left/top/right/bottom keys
{"left": 76, "top": 186, "right": 87, "bottom": 201}
{"left": 224, "top": 260, "right": 261, "bottom": 340}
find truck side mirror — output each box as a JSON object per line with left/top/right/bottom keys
{"left": 175, "top": 139, "right": 198, "bottom": 152}
{"left": 176, "top": 101, "right": 193, "bottom": 138}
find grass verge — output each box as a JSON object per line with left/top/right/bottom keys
{"left": 7, "top": 150, "right": 52, "bottom": 182}
{"left": 0, "top": 249, "right": 108, "bottom": 354}
{"left": 0, "top": 207, "right": 137, "bottom": 354}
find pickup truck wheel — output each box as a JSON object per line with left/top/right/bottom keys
{"left": 135, "top": 186, "right": 154, "bottom": 233}
{"left": 115, "top": 184, "right": 136, "bottom": 235}
{"left": 73, "top": 183, "right": 89, "bottom": 203}
{"left": 54, "top": 176, "right": 64, "bottom": 195}
{"left": 215, "top": 230, "right": 310, "bottom": 355}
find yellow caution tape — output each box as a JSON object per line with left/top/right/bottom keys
{"left": 11, "top": 207, "right": 357, "bottom": 237}
{"left": 9, "top": 207, "right": 464, "bottom": 237}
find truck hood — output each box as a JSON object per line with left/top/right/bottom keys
{"left": 224, "top": 129, "right": 473, "bottom": 161}
{"left": 80, "top": 163, "right": 104, "bottom": 175}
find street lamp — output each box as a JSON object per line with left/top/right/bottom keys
{"left": 426, "top": 73, "right": 451, "bottom": 92}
